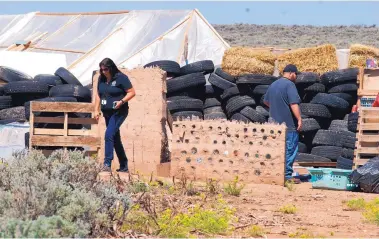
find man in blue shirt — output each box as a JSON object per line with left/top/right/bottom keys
{"left": 264, "top": 64, "right": 302, "bottom": 184}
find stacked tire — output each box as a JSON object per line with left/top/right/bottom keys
{"left": 294, "top": 68, "right": 359, "bottom": 169}
{"left": 0, "top": 66, "right": 91, "bottom": 149}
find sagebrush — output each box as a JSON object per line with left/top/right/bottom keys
{"left": 0, "top": 150, "right": 131, "bottom": 237}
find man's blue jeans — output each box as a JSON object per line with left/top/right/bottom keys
{"left": 285, "top": 131, "right": 299, "bottom": 180}
{"left": 103, "top": 110, "right": 128, "bottom": 169}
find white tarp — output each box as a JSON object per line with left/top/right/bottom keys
{"left": 0, "top": 122, "right": 29, "bottom": 160}
{"left": 336, "top": 49, "right": 350, "bottom": 70}
{"left": 0, "top": 9, "right": 230, "bottom": 86}
{"left": 0, "top": 51, "right": 67, "bottom": 77}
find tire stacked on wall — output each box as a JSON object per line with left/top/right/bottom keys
{"left": 0, "top": 66, "right": 92, "bottom": 148}
{"left": 294, "top": 68, "right": 359, "bottom": 169}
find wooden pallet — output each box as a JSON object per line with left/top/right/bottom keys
{"left": 358, "top": 67, "right": 379, "bottom": 96}
{"left": 354, "top": 107, "right": 379, "bottom": 168}
{"left": 29, "top": 102, "right": 101, "bottom": 156}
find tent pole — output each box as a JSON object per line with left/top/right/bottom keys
{"left": 176, "top": 11, "right": 195, "bottom": 64}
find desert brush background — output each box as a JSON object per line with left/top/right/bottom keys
{"left": 213, "top": 24, "right": 379, "bottom": 48}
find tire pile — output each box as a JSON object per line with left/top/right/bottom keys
{"left": 145, "top": 60, "right": 360, "bottom": 170}
{"left": 0, "top": 66, "right": 91, "bottom": 148}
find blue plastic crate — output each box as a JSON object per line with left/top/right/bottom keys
{"left": 307, "top": 168, "right": 359, "bottom": 191}
{"left": 361, "top": 97, "right": 375, "bottom": 107}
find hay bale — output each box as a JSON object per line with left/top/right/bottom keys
{"left": 277, "top": 44, "right": 338, "bottom": 75}
{"left": 349, "top": 44, "right": 379, "bottom": 67}
{"left": 222, "top": 47, "right": 276, "bottom": 76}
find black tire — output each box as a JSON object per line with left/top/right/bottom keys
{"left": 311, "top": 146, "right": 343, "bottom": 160}
{"left": 167, "top": 96, "right": 195, "bottom": 102}
{"left": 0, "top": 66, "right": 32, "bottom": 83}
{"left": 0, "top": 106, "right": 26, "bottom": 121}
{"left": 4, "top": 81, "right": 49, "bottom": 95}
{"left": 54, "top": 67, "right": 82, "bottom": 86}
{"left": 347, "top": 112, "right": 359, "bottom": 132}
{"left": 144, "top": 60, "right": 181, "bottom": 77}
{"left": 340, "top": 131, "right": 356, "bottom": 149}
{"left": 166, "top": 86, "right": 205, "bottom": 100}
{"left": 252, "top": 85, "right": 269, "bottom": 95}
{"left": 226, "top": 95, "right": 256, "bottom": 116}
{"left": 204, "top": 112, "right": 227, "bottom": 120}
{"left": 221, "top": 86, "right": 240, "bottom": 101}
{"left": 344, "top": 114, "right": 349, "bottom": 121}
{"left": 166, "top": 73, "right": 206, "bottom": 94}
{"left": 336, "top": 156, "right": 353, "bottom": 170}
{"left": 0, "top": 86, "right": 4, "bottom": 96}
{"left": 203, "top": 98, "right": 221, "bottom": 109}
{"left": 328, "top": 120, "right": 348, "bottom": 132}
{"left": 24, "top": 97, "right": 78, "bottom": 120}
{"left": 34, "top": 74, "right": 63, "bottom": 87}
{"left": 300, "top": 118, "right": 321, "bottom": 133}
{"left": 236, "top": 74, "right": 277, "bottom": 85}
{"left": 180, "top": 60, "right": 214, "bottom": 75}
{"left": 342, "top": 148, "right": 354, "bottom": 160}
{"left": 312, "top": 130, "right": 343, "bottom": 147}
{"left": 320, "top": 68, "right": 359, "bottom": 85}
{"left": 25, "top": 132, "right": 29, "bottom": 148}
{"left": 204, "top": 106, "right": 224, "bottom": 114}
{"left": 298, "top": 142, "right": 308, "bottom": 153}
{"left": 205, "top": 85, "right": 215, "bottom": 95}
{"left": 256, "top": 106, "right": 269, "bottom": 118}
{"left": 310, "top": 93, "right": 349, "bottom": 110}
{"left": 328, "top": 83, "right": 358, "bottom": 93}
{"left": 215, "top": 68, "right": 235, "bottom": 82}
{"left": 0, "top": 96, "right": 12, "bottom": 110}
{"left": 304, "top": 83, "right": 325, "bottom": 93}
{"left": 49, "top": 85, "right": 92, "bottom": 102}
{"left": 209, "top": 73, "right": 236, "bottom": 90}
{"left": 330, "top": 93, "right": 354, "bottom": 104}
{"left": 171, "top": 111, "right": 203, "bottom": 120}
{"left": 167, "top": 98, "right": 203, "bottom": 112}
{"left": 230, "top": 113, "right": 250, "bottom": 123}
{"left": 300, "top": 103, "right": 332, "bottom": 118}
{"left": 240, "top": 106, "right": 266, "bottom": 123}
{"left": 295, "top": 153, "right": 332, "bottom": 162}
{"left": 295, "top": 72, "right": 319, "bottom": 86}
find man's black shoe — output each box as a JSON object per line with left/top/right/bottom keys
{"left": 116, "top": 167, "right": 129, "bottom": 173}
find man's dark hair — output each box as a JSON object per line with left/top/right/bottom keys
{"left": 99, "top": 58, "right": 120, "bottom": 79}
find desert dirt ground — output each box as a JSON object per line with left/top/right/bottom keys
{"left": 228, "top": 182, "right": 379, "bottom": 238}
{"left": 116, "top": 171, "right": 379, "bottom": 238}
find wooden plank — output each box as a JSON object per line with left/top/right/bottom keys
{"left": 356, "top": 147, "right": 379, "bottom": 154}
{"left": 360, "top": 123, "right": 379, "bottom": 130}
{"left": 358, "top": 135, "right": 379, "bottom": 142}
{"left": 296, "top": 162, "right": 337, "bottom": 167}
{"left": 355, "top": 159, "right": 369, "bottom": 166}
{"left": 33, "top": 116, "right": 97, "bottom": 124}
{"left": 31, "top": 135, "right": 100, "bottom": 147}
{"left": 63, "top": 113, "right": 68, "bottom": 136}
{"left": 34, "top": 128, "right": 95, "bottom": 136}
{"left": 31, "top": 102, "right": 94, "bottom": 113}
{"left": 36, "top": 10, "right": 130, "bottom": 16}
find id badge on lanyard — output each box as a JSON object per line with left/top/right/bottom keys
{"left": 101, "top": 81, "right": 111, "bottom": 106}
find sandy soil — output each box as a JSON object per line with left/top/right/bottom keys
{"left": 227, "top": 182, "right": 379, "bottom": 238}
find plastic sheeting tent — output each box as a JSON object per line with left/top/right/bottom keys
{"left": 0, "top": 9, "right": 230, "bottom": 85}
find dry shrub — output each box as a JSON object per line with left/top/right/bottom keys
{"left": 222, "top": 47, "right": 276, "bottom": 76}
{"left": 349, "top": 44, "right": 379, "bottom": 67}
{"left": 277, "top": 44, "right": 338, "bottom": 75}
{"left": 0, "top": 150, "right": 130, "bottom": 237}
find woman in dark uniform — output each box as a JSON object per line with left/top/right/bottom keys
{"left": 95, "top": 58, "right": 136, "bottom": 172}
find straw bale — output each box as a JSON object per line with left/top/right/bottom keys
{"left": 221, "top": 47, "right": 276, "bottom": 75}
{"left": 349, "top": 44, "right": 379, "bottom": 67}
{"left": 277, "top": 44, "right": 338, "bottom": 75}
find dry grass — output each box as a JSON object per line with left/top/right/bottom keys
{"left": 277, "top": 44, "right": 338, "bottom": 75}
{"left": 222, "top": 47, "right": 276, "bottom": 76}
{"left": 349, "top": 44, "right": 379, "bottom": 67}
